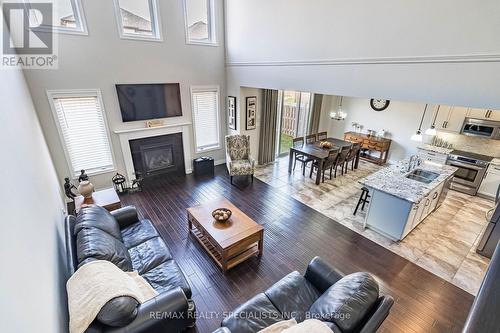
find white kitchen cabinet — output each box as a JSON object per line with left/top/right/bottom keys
{"left": 447, "top": 106, "right": 468, "bottom": 132}
{"left": 467, "top": 108, "right": 500, "bottom": 121}
{"left": 489, "top": 110, "right": 500, "bottom": 121}
{"left": 435, "top": 105, "right": 468, "bottom": 133}
{"left": 429, "top": 182, "right": 445, "bottom": 212}
{"left": 435, "top": 105, "right": 452, "bottom": 131}
{"left": 417, "top": 148, "right": 448, "bottom": 165}
{"left": 478, "top": 165, "right": 500, "bottom": 200}
{"left": 402, "top": 203, "right": 418, "bottom": 238}
{"left": 467, "top": 108, "right": 490, "bottom": 119}
{"left": 413, "top": 199, "right": 429, "bottom": 228}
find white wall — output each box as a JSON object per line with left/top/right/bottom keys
{"left": 0, "top": 61, "right": 67, "bottom": 331}
{"left": 323, "top": 96, "right": 436, "bottom": 161}
{"left": 24, "top": 0, "right": 226, "bottom": 189}
{"left": 225, "top": 0, "right": 500, "bottom": 110}
{"left": 238, "top": 87, "right": 263, "bottom": 161}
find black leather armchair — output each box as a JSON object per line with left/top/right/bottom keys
{"left": 213, "top": 257, "right": 394, "bottom": 333}
{"left": 65, "top": 205, "right": 196, "bottom": 333}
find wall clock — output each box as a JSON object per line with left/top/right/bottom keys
{"left": 370, "top": 99, "right": 390, "bottom": 111}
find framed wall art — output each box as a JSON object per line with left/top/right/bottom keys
{"left": 246, "top": 96, "right": 257, "bottom": 130}
{"left": 227, "top": 96, "right": 237, "bottom": 130}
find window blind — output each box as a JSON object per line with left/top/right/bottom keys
{"left": 191, "top": 88, "right": 220, "bottom": 151}
{"left": 52, "top": 93, "right": 114, "bottom": 176}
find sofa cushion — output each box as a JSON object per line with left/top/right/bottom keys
{"left": 121, "top": 219, "right": 159, "bottom": 248}
{"left": 96, "top": 296, "right": 138, "bottom": 327}
{"left": 141, "top": 259, "right": 192, "bottom": 298}
{"left": 258, "top": 318, "right": 297, "bottom": 333}
{"left": 309, "top": 272, "right": 379, "bottom": 333}
{"left": 322, "top": 321, "right": 342, "bottom": 333}
{"left": 281, "top": 319, "right": 334, "bottom": 333}
{"left": 222, "top": 293, "right": 284, "bottom": 333}
{"left": 128, "top": 237, "right": 172, "bottom": 274}
{"left": 264, "top": 271, "right": 320, "bottom": 322}
{"left": 76, "top": 227, "right": 133, "bottom": 271}
{"left": 75, "top": 205, "right": 122, "bottom": 240}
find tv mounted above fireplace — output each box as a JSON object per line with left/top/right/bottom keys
{"left": 116, "top": 83, "right": 182, "bottom": 122}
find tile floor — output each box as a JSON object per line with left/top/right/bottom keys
{"left": 254, "top": 156, "right": 492, "bottom": 295}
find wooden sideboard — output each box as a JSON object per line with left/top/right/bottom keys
{"left": 344, "top": 132, "right": 392, "bottom": 165}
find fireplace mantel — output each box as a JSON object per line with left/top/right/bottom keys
{"left": 114, "top": 123, "right": 193, "bottom": 184}
{"left": 113, "top": 122, "right": 192, "bottom": 134}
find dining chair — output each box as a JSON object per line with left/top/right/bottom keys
{"left": 333, "top": 145, "right": 352, "bottom": 177}
{"left": 292, "top": 137, "right": 313, "bottom": 175}
{"left": 305, "top": 134, "right": 317, "bottom": 144}
{"left": 344, "top": 142, "right": 362, "bottom": 174}
{"left": 317, "top": 132, "right": 328, "bottom": 141}
{"left": 309, "top": 148, "right": 340, "bottom": 183}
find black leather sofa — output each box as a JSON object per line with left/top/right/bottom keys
{"left": 65, "top": 205, "right": 196, "bottom": 332}
{"left": 213, "top": 257, "right": 394, "bottom": 333}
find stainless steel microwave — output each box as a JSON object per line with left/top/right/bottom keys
{"left": 461, "top": 117, "right": 500, "bottom": 140}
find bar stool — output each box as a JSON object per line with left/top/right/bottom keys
{"left": 354, "top": 187, "right": 371, "bottom": 215}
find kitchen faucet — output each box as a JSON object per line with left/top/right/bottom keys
{"left": 407, "top": 155, "right": 422, "bottom": 172}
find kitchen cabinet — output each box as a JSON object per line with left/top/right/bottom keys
{"left": 435, "top": 106, "right": 468, "bottom": 133}
{"left": 489, "top": 110, "right": 500, "bottom": 121}
{"left": 467, "top": 108, "right": 500, "bottom": 121}
{"left": 478, "top": 165, "right": 500, "bottom": 200}
{"left": 366, "top": 178, "right": 449, "bottom": 241}
{"left": 435, "top": 105, "right": 452, "bottom": 131}
{"left": 402, "top": 204, "right": 419, "bottom": 238}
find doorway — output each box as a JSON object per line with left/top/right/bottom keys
{"left": 276, "top": 90, "right": 312, "bottom": 157}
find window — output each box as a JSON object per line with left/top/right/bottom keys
{"left": 183, "top": 0, "right": 216, "bottom": 45}
{"left": 29, "top": 0, "right": 88, "bottom": 35}
{"left": 47, "top": 90, "right": 115, "bottom": 177}
{"left": 191, "top": 86, "right": 221, "bottom": 152}
{"left": 113, "top": 0, "right": 162, "bottom": 41}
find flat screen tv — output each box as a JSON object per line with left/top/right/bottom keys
{"left": 116, "top": 83, "right": 182, "bottom": 122}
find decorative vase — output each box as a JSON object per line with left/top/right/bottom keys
{"left": 78, "top": 180, "right": 94, "bottom": 199}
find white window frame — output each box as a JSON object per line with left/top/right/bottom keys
{"left": 27, "top": 0, "right": 88, "bottom": 36}
{"left": 47, "top": 89, "right": 116, "bottom": 178}
{"left": 182, "top": 0, "right": 217, "bottom": 46}
{"left": 190, "top": 85, "right": 221, "bottom": 153}
{"left": 112, "top": 0, "right": 163, "bottom": 42}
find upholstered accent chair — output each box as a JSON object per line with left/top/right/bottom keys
{"left": 225, "top": 135, "right": 255, "bottom": 184}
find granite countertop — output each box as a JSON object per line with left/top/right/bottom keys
{"left": 360, "top": 160, "right": 458, "bottom": 203}
{"left": 417, "top": 144, "right": 454, "bottom": 155}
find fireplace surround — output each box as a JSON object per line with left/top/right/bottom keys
{"left": 129, "top": 133, "right": 185, "bottom": 179}
{"left": 114, "top": 123, "right": 193, "bottom": 184}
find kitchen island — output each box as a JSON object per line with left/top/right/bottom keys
{"left": 361, "top": 160, "right": 457, "bottom": 241}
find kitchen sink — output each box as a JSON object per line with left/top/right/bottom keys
{"left": 406, "top": 169, "right": 440, "bottom": 184}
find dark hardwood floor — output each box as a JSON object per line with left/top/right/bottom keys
{"left": 121, "top": 165, "right": 474, "bottom": 333}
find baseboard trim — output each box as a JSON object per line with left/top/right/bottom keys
{"left": 226, "top": 53, "right": 500, "bottom": 67}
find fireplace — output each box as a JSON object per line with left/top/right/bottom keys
{"left": 129, "top": 133, "right": 185, "bottom": 179}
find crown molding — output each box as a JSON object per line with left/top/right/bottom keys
{"left": 226, "top": 54, "right": 500, "bottom": 67}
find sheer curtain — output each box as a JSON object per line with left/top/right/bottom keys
{"left": 308, "top": 94, "right": 323, "bottom": 134}
{"left": 258, "top": 89, "right": 279, "bottom": 165}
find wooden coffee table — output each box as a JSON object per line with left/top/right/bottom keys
{"left": 187, "top": 198, "right": 264, "bottom": 273}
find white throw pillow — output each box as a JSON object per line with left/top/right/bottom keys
{"left": 258, "top": 319, "right": 297, "bottom": 333}
{"left": 282, "top": 319, "right": 333, "bottom": 333}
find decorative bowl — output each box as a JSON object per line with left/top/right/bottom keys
{"left": 212, "top": 208, "right": 232, "bottom": 222}
{"left": 319, "top": 141, "right": 333, "bottom": 149}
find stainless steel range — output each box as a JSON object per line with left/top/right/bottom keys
{"left": 446, "top": 150, "right": 493, "bottom": 195}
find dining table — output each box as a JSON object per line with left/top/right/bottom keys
{"left": 288, "top": 137, "right": 359, "bottom": 185}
